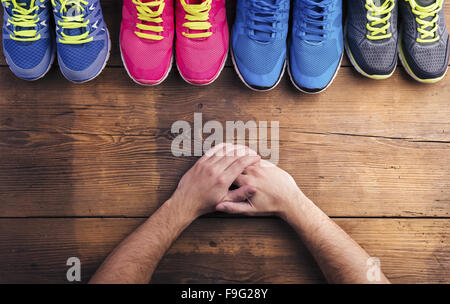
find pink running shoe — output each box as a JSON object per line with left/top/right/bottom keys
{"left": 175, "top": 0, "right": 229, "bottom": 85}
{"left": 120, "top": 0, "right": 174, "bottom": 85}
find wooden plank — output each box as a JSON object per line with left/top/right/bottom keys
{"left": 0, "top": 67, "right": 449, "bottom": 141}
{"left": 1, "top": 1, "right": 450, "bottom": 67}
{"left": 0, "top": 218, "right": 448, "bottom": 283}
{"left": 0, "top": 129, "right": 448, "bottom": 217}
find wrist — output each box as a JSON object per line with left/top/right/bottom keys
{"left": 166, "top": 192, "right": 199, "bottom": 224}
{"left": 279, "top": 191, "right": 313, "bottom": 223}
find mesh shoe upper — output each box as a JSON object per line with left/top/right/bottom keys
{"left": 2, "top": 0, "right": 55, "bottom": 79}
{"left": 399, "top": 0, "right": 449, "bottom": 80}
{"left": 3, "top": 37, "right": 50, "bottom": 69}
{"left": 175, "top": 0, "right": 229, "bottom": 85}
{"left": 231, "top": 0, "right": 290, "bottom": 89}
{"left": 234, "top": 36, "right": 286, "bottom": 75}
{"left": 120, "top": 0, "right": 174, "bottom": 85}
{"left": 57, "top": 40, "right": 104, "bottom": 71}
{"left": 52, "top": 0, "right": 110, "bottom": 82}
{"left": 291, "top": 38, "right": 340, "bottom": 77}
{"left": 289, "top": 0, "right": 343, "bottom": 91}
{"left": 345, "top": 0, "right": 398, "bottom": 77}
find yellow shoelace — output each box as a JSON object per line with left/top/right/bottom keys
{"left": 2, "top": 0, "right": 40, "bottom": 41}
{"left": 365, "top": 0, "right": 395, "bottom": 40}
{"left": 52, "top": 0, "right": 93, "bottom": 44}
{"left": 406, "top": 0, "right": 443, "bottom": 43}
{"left": 133, "top": 0, "right": 165, "bottom": 40}
{"left": 181, "top": 0, "right": 212, "bottom": 39}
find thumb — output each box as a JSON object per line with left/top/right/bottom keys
{"left": 224, "top": 185, "right": 256, "bottom": 202}
{"left": 216, "top": 201, "right": 254, "bottom": 215}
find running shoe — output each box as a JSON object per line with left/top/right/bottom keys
{"left": 345, "top": 0, "right": 398, "bottom": 79}
{"left": 2, "top": 0, "right": 55, "bottom": 80}
{"left": 231, "top": 0, "right": 290, "bottom": 91}
{"left": 120, "top": 0, "right": 174, "bottom": 85}
{"left": 289, "top": 0, "right": 344, "bottom": 93}
{"left": 52, "top": 0, "right": 110, "bottom": 83}
{"left": 175, "top": 0, "right": 228, "bottom": 85}
{"left": 399, "top": 0, "right": 449, "bottom": 83}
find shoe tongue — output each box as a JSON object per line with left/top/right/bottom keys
{"left": 416, "top": 0, "right": 436, "bottom": 6}
{"left": 186, "top": 0, "right": 204, "bottom": 4}
{"left": 63, "top": 0, "right": 89, "bottom": 38}
{"left": 367, "top": 0, "right": 391, "bottom": 35}
{"left": 9, "top": 0, "right": 32, "bottom": 10}
{"left": 252, "top": 0, "right": 279, "bottom": 42}
{"left": 9, "top": 0, "right": 39, "bottom": 35}
{"left": 414, "top": 0, "right": 437, "bottom": 37}
{"left": 302, "top": 0, "right": 327, "bottom": 42}
{"left": 184, "top": 0, "right": 210, "bottom": 38}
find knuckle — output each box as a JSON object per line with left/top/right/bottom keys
{"left": 246, "top": 166, "right": 257, "bottom": 174}
{"left": 238, "top": 157, "right": 248, "bottom": 166}
{"left": 205, "top": 166, "right": 216, "bottom": 177}
{"left": 216, "top": 176, "right": 227, "bottom": 185}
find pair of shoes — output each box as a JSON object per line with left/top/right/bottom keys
{"left": 120, "top": 0, "right": 228, "bottom": 86}
{"left": 345, "top": 0, "right": 449, "bottom": 83}
{"left": 231, "top": 0, "right": 343, "bottom": 93}
{"left": 2, "top": 0, "right": 110, "bottom": 82}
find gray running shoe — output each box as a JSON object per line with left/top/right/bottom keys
{"left": 399, "top": 0, "right": 449, "bottom": 83}
{"left": 345, "top": 0, "right": 398, "bottom": 79}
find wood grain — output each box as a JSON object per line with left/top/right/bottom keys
{"left": 0, "top": 218, "right": 448, "bottom": 284}
{"left": 0, "top": 0, "right": 449, "bottom": 285}
{"left": 0, "top": 128, "right": 448, "bottom": 217}
{"left": 1, "top": 67, "right": 449, "bottom": 141}
{"left": 0, "top": 65, "right": 449, "bottom": 217}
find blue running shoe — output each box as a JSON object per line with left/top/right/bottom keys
{"left": 52, "top": 0, "right": 110, "bottom": 83}
{"left": 2, "top": 0, "right": 55, "bottom": 80}
{"left": 231, "top": 0, "right": 290, "bottom": 91}
{"left": 289, "top": 0, "right": 344, "bottom": 93}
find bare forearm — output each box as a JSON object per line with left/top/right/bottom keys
{"left": 281, "top": 196, "right": 389, "bottom": 284}
{"left": 89, "top": 197, "right": 195, "bottom": 284}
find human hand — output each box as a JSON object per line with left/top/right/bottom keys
{"left": 216, "top": 160, "right": 307, "bottom": 218}
{"left": 170, "top": 143, "right": 261, "bottom": 219}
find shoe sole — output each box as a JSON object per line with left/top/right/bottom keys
{"left": 61, "top": 28, "right": 112, "bottom": 84}
{"left": 343, "top": 21, "right": 396, "bottom": 80}
{"left": 176, "top": 47, "right": 228, "bottom": 87}
{"left": 397, "top": 30, "right": 449, "bottom": 84}
{"left": 119, "top": 36, "right": 174, "bottom": 86}
{"left": 287, "top": 51, "right": 343, "bottom": 94}
{"left": 230, "top": 44, "right": 286, "bottom": 92}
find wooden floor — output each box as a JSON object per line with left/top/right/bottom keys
{"left": 0, "top": 1, "right": 449, "bottom": 284}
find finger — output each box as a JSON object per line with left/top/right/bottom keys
{"left": 225, "top": 185, "right": 256, "bottom": 202}
{"left": 243, "top": 163, "right": 259, "bottom": 175}
{"left": 223, "top": 155, "right": 261, "bottom": 183}
{"left": 212, "top": 145, "right": 257, "bottom": 169}
{"left": 203, "top": 142, "right": 230, "bottom": 157}
{"left": 209, "top": 143, "right": 239, "bottom": 163}
{"left": 259, "top": 159, "right": 276, "bottom": 167}
{"left": 216, "top": 202, "right": 254, "bottom": 215}
{"left": 234, "top": 174, "right": 251, "bottom": 187}
{"left": 200, "top": 142, "right": 230, "bottom": 161}
{"left": 224, "top": 144, "right": 257, "bottom": 157}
